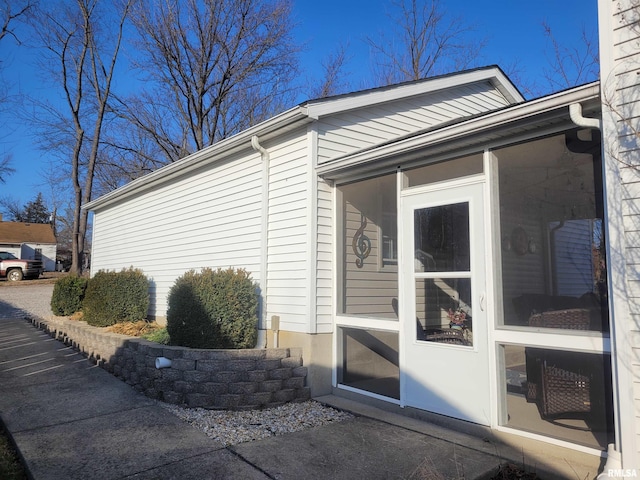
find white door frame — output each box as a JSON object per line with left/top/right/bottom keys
{"left": 399, "top": 176, "right": 491, "bottom": 424}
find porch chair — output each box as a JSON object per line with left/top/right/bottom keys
{"left": 525, "top": 308, "right": 594, "bottom": 420}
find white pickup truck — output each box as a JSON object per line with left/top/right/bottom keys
{"left": 0, "top": 251, "right": 44, "bottom": 281}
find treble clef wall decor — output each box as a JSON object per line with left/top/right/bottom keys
{"left": 352, "top": 213, "right": 371, "bottom": 268}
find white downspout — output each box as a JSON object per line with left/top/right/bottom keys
{"left": 252, "top": 135, "right": 269, "bottom": 348}
{"left": 569, "top": 102, "right": 601, "bottom": 130}
{"left": 570, "top": 102, "right": 623, "bottom": 477}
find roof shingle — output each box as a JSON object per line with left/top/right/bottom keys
{"left": 0, "top": 222, "right": 57, "bottom": 244}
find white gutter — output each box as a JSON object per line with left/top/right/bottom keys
{"left": 251, "top": 135, "right": 269, "bottom": 349}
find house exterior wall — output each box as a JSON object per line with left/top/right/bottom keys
{"left": 598, "top": 0, "right": 640, "bottom": 468}
{"left": 91, "top": 148, "right": 264, "bottom": 319}
{"left": 90, "top": 127, "right": 317, "bottom": 335}
{"left": 0, "top": 245, "right": 21, "bottom": 258}
{"left": 315, "top": 176, "right": 334, "bottom": 334}
{"left": 20, "top": 243, "right": 56, "bottom": 271}
{"left": 264, "top": 129, "right": 313, "bottom": 333}
{"left": 316, "top": 81, "right": 513, "bottom": 163}
{"left": 2, "top": 243, "right": 56, "bottom": 271}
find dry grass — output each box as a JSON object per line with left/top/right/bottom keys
{"left": 106, "top": 321, "right": 164, "bottom": 337}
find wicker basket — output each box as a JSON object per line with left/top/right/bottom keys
{"left": 525, "top": 348, "right": 594, "bottom": 419}
{"left": 539, "top": 363, "right": 591, "bottom": 418}
{"left": 528, "top": 308, "right": 590, "bottom": 330}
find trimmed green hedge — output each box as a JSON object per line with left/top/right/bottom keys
{"left": 82, "top": 268, "right": 150, "bottom": 327}
{"left": 167, "top": 267, "right": 258, "bottom": 349}
{"left": 50, "top": 274, "right": 88, "bottom": 316}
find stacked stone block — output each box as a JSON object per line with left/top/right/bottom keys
{"left": 29, "top": 317, "right": 310, "bottom": 409}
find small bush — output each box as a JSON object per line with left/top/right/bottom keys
{"left": 141, "top": 327, "right": 170, "bottom": 345}
{"left": 50, "top": 274, "right": 88, "bottom": 316}
{"left": 83, "top": 268, "right": 150, "bottom": 327}
{"left": 167, "top": 267, "right": 258, "bottom": 349}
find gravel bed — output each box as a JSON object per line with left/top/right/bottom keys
{"left": 158, "top": 400, "right": 354, "bottom": 446}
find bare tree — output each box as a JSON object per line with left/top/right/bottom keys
{"left": 0, "top": 154, "right": 14, "bottom": 183}
{"left": 367, "top": 0, "right": 485, "bottom": 86}
{"left": 541, "top": 20, "right": 599, "bottom": 93}
{"left": 310, "top": 43, "right": 351, "bottom": 99}
{"left": 0, "top": 0, "right": 34, "bottom": 44}
{"left": 31, "top": 0, "right": 132, "bottom": 274}
{"left": 0, "top": 0, "right": 35, "bottom": 183}
{"left": 0, "top": 195, "right": 21, "bottom": 219}
{"left": 112, "top": 0, "right": 300, "bottom": 167}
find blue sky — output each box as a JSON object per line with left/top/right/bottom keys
{"left": 1, "top": 0, "right": 598, "bottom": 211}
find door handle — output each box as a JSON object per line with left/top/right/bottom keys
{"left": 479, "top": 293, "right": 486, "bottom": 312}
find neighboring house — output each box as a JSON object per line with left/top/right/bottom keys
{"left": 0, "top": 217, "right": 57, "bottom": 271}
{"left": 84, "top": 7, "right": 639, "bottom": 471}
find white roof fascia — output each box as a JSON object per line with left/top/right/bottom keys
{"left": 84, "top": 105, "right": 310, "bottom": 211}
{"left": 305, "top": 66, "right": 524, "bottom": 119}
{"left": 316, "top": 82, "right": 599, "bottom": 178}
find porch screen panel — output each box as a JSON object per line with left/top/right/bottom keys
{"left": 499, "top": 344, "right": 613, "bottom": 450}
{"left": 339, "top": 173, "right": 398, "bottom": 319}
{"left": 495, "top": 130, "right": 608, "bottom": 332}
{"left": 338, "top": 327, "right": 399, "bottom": 399}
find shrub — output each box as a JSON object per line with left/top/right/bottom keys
{"left": 83, "top": 268, "right": 150, "bottom": 327}
{"left": 50, "top": 274, "right": 88, "bottom": 316}
{"left": 167, "top": 267, "right": 258, "bottom": 349}
{"left": 141, "top": 327, "right": 170, "bottom": 345}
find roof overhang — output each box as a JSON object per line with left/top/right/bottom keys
{"left": 304, "top": 66, "right": 524, "bottom": 119}
{"left": 84, "top": 105, "right": 312, "bottom": 211}
{"left": 316, "top": 82, "right": 601, "bottom": 182}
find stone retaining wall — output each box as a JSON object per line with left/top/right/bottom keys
{"left": 29, "top": 317, "right": 310, "bottom": 410}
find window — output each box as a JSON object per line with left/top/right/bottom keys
{"left": 381, "top": 212, "right": 397, "bottom": 265}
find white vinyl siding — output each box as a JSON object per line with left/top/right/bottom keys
{"left": 317, "top": 82, "right": 512, "bottom": 163}
{"left": 550, "top": 220, "right": 597, "bottom": 297}
{"left": 616, "top": 0, "right": 640, "bottom": 459}
{"left": 265, "top": 129, "right": 311, "bottom": 333}
{"left": 91, "top": 150, "right": 263, "bottom": 318}
{"left": 316, "top": 177, "right": 333, "bottom": 332}
{"left": 601, "top": 0, "right": 640, "bottom": 464}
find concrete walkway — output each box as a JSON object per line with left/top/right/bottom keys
{"left": 0, "top": 284, "right": 603, "bottom": 479}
